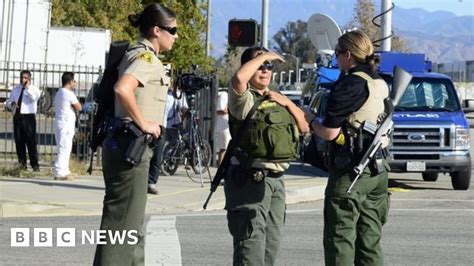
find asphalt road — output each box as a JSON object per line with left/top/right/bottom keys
{"left": 1, "top": 172, "right": 473, "bottom": 265}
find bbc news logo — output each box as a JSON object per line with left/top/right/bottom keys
{"left": 11, "top": 228, "right": 138, "bottom": 247}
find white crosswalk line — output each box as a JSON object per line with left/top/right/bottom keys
{"left": 145, "top": 215, "right": 182, "bottom": 265}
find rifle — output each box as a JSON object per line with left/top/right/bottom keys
{"left": 203, "top": 96, "right": 267, "bottom": 210}
{"left": 347, "top": 66, "right": 413, "bottom": 194}
{"left": 87, "top": 41, "right": 130, "bottom": 175}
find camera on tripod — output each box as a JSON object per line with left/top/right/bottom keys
{"left": 177, "top": 73, "right": 209, "bottom": 95}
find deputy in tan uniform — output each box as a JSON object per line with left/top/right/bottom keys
{"left": 94, "top": 4, "right": 178, "bottom": 266}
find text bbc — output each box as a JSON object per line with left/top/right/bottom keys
{"left": 10, "top": 228, "right": 139, "bottom": 247}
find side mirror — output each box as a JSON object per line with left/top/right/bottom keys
{"left": 462, "top": 99, "right": 474, "bottom": 113}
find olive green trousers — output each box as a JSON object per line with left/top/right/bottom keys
{"left": 224, "top": 167, "right": 286, "bottom": 266}
{"left": 323, "top": 166, "right": 390, "bottom": 266}
{"left": 93, "top": 135, "right": 152, "bottom": 266}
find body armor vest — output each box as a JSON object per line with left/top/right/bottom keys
{"left": 229, "top": 91, "right": 299, "bottom": 161}
{"left": 347, "top": 71, "right": 389, "bottom": 130}
{"left": 326, "top": 71, "right": 390, "bottom": 172}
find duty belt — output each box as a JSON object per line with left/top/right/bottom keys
{"left": 249, "top": 168, "right": 284, "bottom": 182}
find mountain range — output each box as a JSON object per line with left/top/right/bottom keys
{"left": 210, "top": 0, "right": 474, "bottom": 63}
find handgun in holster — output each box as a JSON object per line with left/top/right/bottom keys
{"left": 122, "top": 121, "right": 153, "bottom": 166}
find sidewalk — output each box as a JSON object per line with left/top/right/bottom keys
{"left": 0, "top": 163, "right": 328, "bottom": 218}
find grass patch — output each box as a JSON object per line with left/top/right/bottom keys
{"left": 0, "top": 165, "right": 41, "bottom": 178}
{"left": 0, "top": 156, "right": 101, "bottom": 178}
{"left": 70, "top": 155, "right": 89, "bottom": 175}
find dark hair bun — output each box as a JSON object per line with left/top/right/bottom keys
{"left": 128, "top": 13, "right": 141, "bottom": 27}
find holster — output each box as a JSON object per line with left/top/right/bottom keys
{"left": 105, "top": 118, "right": 159, "bottom": 166}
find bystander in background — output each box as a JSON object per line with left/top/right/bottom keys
{"left": 53, "top": 72, "right": 81, "bottom": 180}
{"left": 5, "top": 70, "right": 41, "bottom": 171}
{"left": 214, "top": 88, "right": 231, "bottom": 166}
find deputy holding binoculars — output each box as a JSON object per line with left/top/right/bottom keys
{"left": 225, "top": 46, "right": 309, "bottom": 265}
{"left": 94, "top": 3, "right": 178, "bottom": 266}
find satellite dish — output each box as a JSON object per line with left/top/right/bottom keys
{"left": 307, "top": 14, "right": 342, "bottom": 52}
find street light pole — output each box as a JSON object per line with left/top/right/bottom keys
{"left": 298, "top": 69, "right": 304, "bottom": 83}
{"left": 272, "top": 72, "right": 277, "bottom": 83}
{"left": 279, "top": 71, "right": 285, "bottom": 85}
{"left": 282, "top": 53, "right": 299, "bottom": 84}
{"left": 288, "top": 70, "right": 294, "bottom": 84}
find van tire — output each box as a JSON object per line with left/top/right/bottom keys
{"left": 422, "top": 172, "right": 438, "bottom": 182}
{"left": 451, "top": 170, "right": 471, "bottom": 190}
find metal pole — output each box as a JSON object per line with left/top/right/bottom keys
{"left": 380, "top": 0, "right": 392, "bottom": 52}
{"left": 261, "top": 0, "right": 269, "bottom": 48}
{"left": 295, "top": 57, "right": 299, "bottom": 83}
{"left": 22, "top": 0, "right": 30, "bottom": 67}
{"left": 298, "top": 69, "right": 304, "bottom": 83}
{"left": 288, "top": 70, "right": 294, "bottom": 84}
{"left": 279, "top": 71, "right": 285, "bottom": 85}
{"left": 205, "top": 0, "right": 211, "bottom": 56}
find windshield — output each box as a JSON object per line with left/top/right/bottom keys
{"left": 382, "top": 76, "right": 461, "bottom": 112}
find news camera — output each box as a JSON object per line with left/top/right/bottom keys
{"left": 176, "top": 73, "right": 209, "bottom": 95}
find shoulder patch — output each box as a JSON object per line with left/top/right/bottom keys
{"left": 258, "top": 100, "right": 277, "bottom": 110}
{"left": 137, "top": 52, "right": 154, "bottom": 64}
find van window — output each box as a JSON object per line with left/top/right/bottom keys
{"left": 381, "top": 76, "right": 461, "bottom": 112}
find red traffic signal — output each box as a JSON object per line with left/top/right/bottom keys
{"left": 228, "top": 19, "right": 258, "bottom": 47}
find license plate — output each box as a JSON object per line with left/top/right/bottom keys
{"left": 406, "top": 161, "right": 426, "bottom": 171}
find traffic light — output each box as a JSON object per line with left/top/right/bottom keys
{"left": 228, "top": 19, "right": 259, "bottom": 47}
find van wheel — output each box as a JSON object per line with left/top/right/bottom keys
{"left": 422, "top": 172, "right": 438, "bottom": 182}
{"left": 450, "top": 170, "right": 471, "bottom": 190}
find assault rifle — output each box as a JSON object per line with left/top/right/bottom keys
{"left": 347, "top": 66, "right": 413, "bottom": 194}
{"left": 203, "top": 96, "right": 267, "bottom": 209}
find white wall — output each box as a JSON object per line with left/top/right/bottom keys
{"left": 0, "top": 0, "right": 50, "bottom": 64}
{"left": 1, "top": 0, "right": 110, "bottom": 68}
{"left": 47, "top": 27, "right": 110, "bottom": 67}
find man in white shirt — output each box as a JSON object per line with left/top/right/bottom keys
{"left": 6, "top": 70, "right": 41, "bottom": 171}
{"left": 214, "top": 88, "right": 231, "bottom": 166}
{"left": 53, "top": 72, "right": 81, "bottom": 180}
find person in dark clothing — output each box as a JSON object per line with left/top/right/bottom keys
{"left": 6, "top": 70, "right": 41, "bottom": 171}
{"left": 305, "top": 30, "right": 390, "bottom": 265}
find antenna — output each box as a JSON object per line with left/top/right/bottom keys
{"left": 307, "top": 14, "right": 342, "bottom": 52}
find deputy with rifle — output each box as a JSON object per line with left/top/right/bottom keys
{"left": 221, "top": 46, "right": 309, "bottom": 265}
{"left": 305, "top": 30, "right": 392, "bottom": 265}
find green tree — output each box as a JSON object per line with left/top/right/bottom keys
{"left": 51, "top": 0, "right": 212, "bottom": 72}
{"left": 51, "top": 0, "right": 141, "bottom": 42}
{"left": 272, "top": 20, "right": 317, "bottom": 64}
{"left": 214, "top": 45, "right": 243, "bottom": 87}
{"left": 345, "top": 0, "right": 409, "bottom": 52}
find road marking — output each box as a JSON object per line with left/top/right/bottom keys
{"left": 388, "top": 187, "right": 411, "bottom": 192}
{"left": 145, "top": 215, "right": 181, "bottom": 265}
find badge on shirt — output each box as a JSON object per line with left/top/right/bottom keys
{"left": 138, "top": 52, "right": 154, "bottom": 64}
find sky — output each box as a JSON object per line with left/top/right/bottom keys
{"left": 394, "top": 0, "right": 473, "bottom": 16}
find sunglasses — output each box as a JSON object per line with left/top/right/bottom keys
{"left": 158, "top": 25, "right": 178, "bottom": 35}
{"left": 334, "top": 48, "right": 344, "bottom": 57}
{"left": 258, "top": 61, "right": 274, "bottom": 71}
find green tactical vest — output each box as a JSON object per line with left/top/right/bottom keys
{"left": 229, "top": 91, "right": 299, "bottom": 161}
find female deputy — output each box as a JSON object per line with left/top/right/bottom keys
{"left": 94, "top": 3, "right": 177, "bottom": 265}
{"left": 305, "top": 30, "right": 390, "bottom": 265}
{"left": 226, "top": 46, "right": 309, "bottom": 265}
